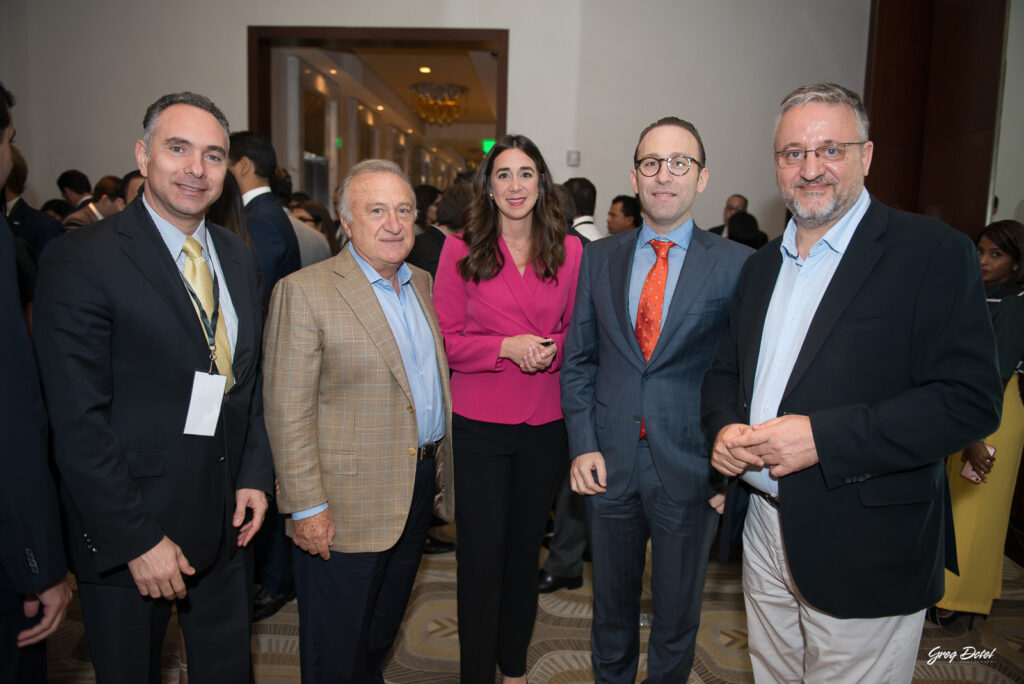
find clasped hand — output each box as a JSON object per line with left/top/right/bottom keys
{"left": 500, "top": 334, "right": 556, "bottom": 374}
{"left": 711, "top": 414, "right": 819, "bottom": 478}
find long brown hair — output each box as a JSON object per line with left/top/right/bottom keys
{"left": 457, "top": 134, "right": 566, "bottom": 283}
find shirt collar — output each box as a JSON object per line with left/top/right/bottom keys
{"left": 780, "top": 187, "right": 870, "bottom": 261}
{"left": 636, "top": 217, "right": 694, "bottom": 252}
{"left": 572, "top": 215, "right": 595, "bottom": 228}
{"left": 142, "top": 193, "right": 209, "bottom": 257}
{"left": 241, "top": 185, "right": 272, "bottom": 206}
{"left": 348, "top": 243, "right": 412, "bottom": 288}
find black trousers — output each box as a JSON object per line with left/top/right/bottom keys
{"left": 453, "top": 414, "right": 568, "bottom": 683}
{"left": 0, "top": 599, "right": 46, "bottom": 683}
{"left": 77, "top": 542, "right": 253, "bottom": 684}
{"left": 292, "top": 456, "right": 434, "bottom": 684}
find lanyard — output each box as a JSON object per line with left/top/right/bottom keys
{"left": 182, "top": 269, "right": 222, "bottom": 375}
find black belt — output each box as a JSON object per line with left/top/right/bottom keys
{"left": 417, "top": 439, "right": 442, "bottom": 461}
{"left": 752, "top": 488, "right": 780, "bottom": 510}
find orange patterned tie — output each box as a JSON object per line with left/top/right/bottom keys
{"left": 634, "top": 239, "right": 672, "bottom": 438}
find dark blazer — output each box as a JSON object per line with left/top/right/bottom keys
{"left": 245, "top": 192, "right": 301, "bottom": 297}
{"left": 406, "top": 224, "right": 447, "bottom": 277}
{"left": 701, "top": 199, "right": 1002, "bottom": 618}
{"left": 707, "top": 224, "right": 725, "bottom": 235}
{"left": 561, "top": 227, "right": 752, "bottom": 503}
{"left": 0, "top": 216, "right": 66, "bottom": 616}
{"left": 7, "top": 197, "right": 64, "bottom": 264}
{"left": 33, "top": 200, "right": 274, "bottom": 587}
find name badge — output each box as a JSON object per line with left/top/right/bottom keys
{"left": 183, "top": 371, "right": 227, "bottom": 436}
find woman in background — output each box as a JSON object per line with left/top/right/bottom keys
{"left": 414, "top": 183, "right": 442, "bottom": 234}
{"left": 433, "top": 135, "right": 582, "bottom": 684}
{"left": 934, "top": 219, "right": 1024, "bottom": 625}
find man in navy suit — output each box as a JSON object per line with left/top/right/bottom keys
{"left": 34, "top": 92, "right": 273, "bottom": 682}
{"left": 561, "top": 116, "right": 752, "bottom": 683}
{"left": 229, "top": 130, "right": 301, "bottom": 298}
{"left": 0, "top": 79, "right": 71, "bottom": 684}
{"left": 229, "top": 130, "right": 301, "bottom": 620}
{"left": 702, "top": 83, "right": 1001, "bottom": 682}
{"left": 4, "top": 146, "right": 64, "bottom": 263}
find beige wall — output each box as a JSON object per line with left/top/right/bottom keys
{"left": 2, "top": 0, "right": 870, "bottom": 234}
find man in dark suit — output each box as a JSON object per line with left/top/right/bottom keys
{"left": 0, "top": 79, "right": 71, "bottom": 684}
{"left": 34, "top": 91, "right": 273, "bottom": 683}
{"left": 701, "top": 83, "right": 1002, "bottom": 683}
{"left": 707, "top": 193, "right": 747, "bottom": 236}
{"left": 4, "top": 146, "right": 64, "bottom": 263}
{"left": 56, "top": 168, "right": 91, "bottom": 212}
{"left": 228, "top": 130, "right": 301, "bottom": 620}
{"left": 562, "top": 116, "right": 752, "bottom": 683}
{"left": 229, "top": 130, "right": 301, "bottom": 297}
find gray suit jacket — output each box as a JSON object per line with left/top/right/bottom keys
{"left": 561, "top": 226, "right": 752, "bottom": 503}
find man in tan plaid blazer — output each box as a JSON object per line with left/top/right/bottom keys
{"left": 263, "top": 159, "right": 453, "bottom": 683}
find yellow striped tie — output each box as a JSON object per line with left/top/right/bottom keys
{"left": 182, "top": 236, "right": 234, "bottom": 391}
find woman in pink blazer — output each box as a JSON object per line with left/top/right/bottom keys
{"left": 434, "top": 134, "right": 582, "bottom": 684}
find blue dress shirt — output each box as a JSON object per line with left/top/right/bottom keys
{"left": 627, "top": 219, "right": 694, "bottom": 326}
{"left": 743, "top": 188, "right": 871, "bottom": 497}
{"left": 293, "top": 247, "right": 446, "bottom": 521}
{"left": 144, "top": 195, "right": 238, "bottom": 350}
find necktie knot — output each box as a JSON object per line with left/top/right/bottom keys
{"left": 649, "top": 239, "right": 672, "bottom": 259}
{"left": 183, "top": 236, "right": 203, "bottom": 260}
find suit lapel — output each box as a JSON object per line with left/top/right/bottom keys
{"left": 208, "top": 225, "right": 254, "bottom": 392}
{"left": 647, "top": 229, "right": 716, "bottom": 367}
{"left": 781, "top": 201, "right": 887, "bottom": 399}
{"left": 497, "top": 237, "right": 541, "bottom": 329}
{"left": 332, "top": 250, "right": 415, "bottom": 405}
{"left": 119, "top": 202, "right": 211, "bottom": 362}
{"left": 409, "top": 270, "right": 452, "bottom": 419}
{"left": 743, "top": 247, "right": 782, "bottom": 403}
{"left": 609, "top": 232, "right": 645, "bottom": 364}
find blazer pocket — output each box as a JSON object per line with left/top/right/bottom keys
{"left": 858, "top": 470, "right": 936, "bottom": 507}
{"left": 320, "top": 450, "right": 360, "bottom": 475}
{"left": 124, "top": 449, "right": 165, "bottom": 478}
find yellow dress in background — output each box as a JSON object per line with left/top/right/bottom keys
{"left": 939, "top": 375, "right": 1024, "bottom": 615}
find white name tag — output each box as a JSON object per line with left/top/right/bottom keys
{"left": 183, "top": 371, "right": 227, "bottom": 436}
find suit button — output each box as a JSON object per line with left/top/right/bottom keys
{"left": 407, "top": 406, "right": 414, "bottom": 413}
{"left": 218, "top": 456, "right": 225, "bottom": 462}
{"left": 632, "top": 416, "right": 641, "bottom": 423}
{"left": 88, "top": 546, "right": 97, "bottom": 554}
{"left": 408, "top": 447, "right": 416, "bottom": 456}
{"left": 642, "top": 374, "right": 650, "bottom": 382}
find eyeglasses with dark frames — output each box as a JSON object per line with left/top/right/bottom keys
{"left": 634, "top": 155, "right": 703, "bottom": 177}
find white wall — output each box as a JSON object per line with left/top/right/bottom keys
{"left": 995, "top": 0, "right": 1024, "bottom": 223}
{"left": 2, "top": 0, "right": 870, "bottom": 235}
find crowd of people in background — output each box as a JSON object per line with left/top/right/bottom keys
{"left": 0, "top": 76, "right": 1019, "bottom": 684}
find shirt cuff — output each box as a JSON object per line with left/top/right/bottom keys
{"left": 291, "top": 503, "right": 328, "bottom": 520}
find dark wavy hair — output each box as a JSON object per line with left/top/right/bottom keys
{"left": 978, "top": 220, "right": 1024, "bottom": 287}
{"left": 457, "top": 134, "right": 566, "bottom": 283}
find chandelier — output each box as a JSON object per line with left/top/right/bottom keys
{"left": 410, "top": 82, "right": 469, "bottom": 126}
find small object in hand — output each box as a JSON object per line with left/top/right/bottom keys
{"left": 540, "top": 339, "right": 554, "bottom": 347}
{"left": 960, "top": 460, "right": 983, "bottom": 484}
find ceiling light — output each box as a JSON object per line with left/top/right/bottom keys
{"left": 376, "top": 105, "right": 384, "bottom": 111}
{"left": 410, "top": 82, "right": 469, "bottom": 126}
{"left": 419, "top": 66, "right": 432, "bottom": 74}
{"left": 329, "top": 68, "right": 338, "bottom": 75}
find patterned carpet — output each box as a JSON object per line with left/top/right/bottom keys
{"left": 45, "top": 534, "right": 1024, "bottom": 683}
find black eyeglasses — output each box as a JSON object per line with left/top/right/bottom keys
{"left": 634, "top": 155, "right": 703, "bottom": 177}
{"left": 774, "top": 142, "right": 866, "bottom": 168}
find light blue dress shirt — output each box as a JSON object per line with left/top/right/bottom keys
{"left": 293, "top": 247, "right": 446, "bottom": 521}
{"left": 743, "top": 188, "right": 871, "bottom": 497}
{"left": 627, "top": 219, "right": 694, "bottom": 326}
{"left": 144, "top": 195, "right": 238, "bottom": 350}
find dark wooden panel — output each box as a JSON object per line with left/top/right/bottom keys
{"left": 863, "top": 0, "right": 933, "bottom": 212}
{"left": 918, "top": 128, "right": 996, "bottom": 233}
